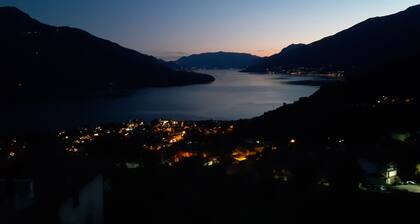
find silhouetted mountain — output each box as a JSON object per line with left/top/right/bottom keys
{"left": 173, "top": 52, "right": 263, "bottom": 70}
{"left": 278, "top": 43, "right": 306, "bottom": 55}
{"left": 245, "top": 5, "right": 420, "bottom": 76}
{"left": 239, "top": 5, "right": 420, "bottom": 145}
{"left": 0, "top": 7, "right": 214, "bottom": 99}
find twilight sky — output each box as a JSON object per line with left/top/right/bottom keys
{"left": 2, "top": 0, "right": 420, "bottom": 60}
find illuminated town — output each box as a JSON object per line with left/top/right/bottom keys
{"left": 1, "top": 94, "right": 420, "bottom": 223}
{"left": 2, "top": 104, "right": 420, "bottom": 194}
{"left": 56, "top": 119, "right": 256, "bottom": 167}
{"left": 3, "top": 1, "right": 420, "bottom": 223}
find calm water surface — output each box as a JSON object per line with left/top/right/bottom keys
{"left": 3, "top": 70, "right": 322, "bottom": 133}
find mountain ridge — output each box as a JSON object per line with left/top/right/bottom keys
{"left": 244, "top": 4, "right": 420, "bottom": 75}
{"left": 172, "top": 51, "right": 263, "bottom": 70}
{"left": 0, "top": 7, "right": 215, "bottom": 100}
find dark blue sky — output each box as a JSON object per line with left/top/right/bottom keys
{"left": 2, "top": 0, "right": 420, "bottom": 60}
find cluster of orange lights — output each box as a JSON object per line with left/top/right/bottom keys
{"left": 66, "top": 146, "right": 79, "bottom": 153}
{"left": 169, "top": 131, "right": 186, "bottom": 144}
{"left": 232, "top": 146, "right": 264, "bottom": 162}
{"left": 378, "top": 96, "right": 415, "bottom": 105}
{"left": 118, "top": 122, "right": 143, "bottom": 137}
{"left": 1, "top": 140, "right": 27, "bottom": 160}
{"left": 173, "top": 151, "right": 195, "bottom": 163}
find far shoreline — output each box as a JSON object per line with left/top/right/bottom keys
{"left": 283, "top": 79, "right": 340, "bottom": 87}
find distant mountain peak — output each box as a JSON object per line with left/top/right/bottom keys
{"left": 279, "top": 43, "right": 306, "bottom": 54}
{"left": 173, "top": 52, "right": 263, "bottom": 70}
{"left": 405, "top": 4, "right": 420, "bottom": 11}
{"left": 182, "top": 51, "right": 259, "bottom": 57}
{"left": 0, "top": 6, "right": 22, "bottom": 12}
{"left": 0, "top": 6, "right": 31, "bottom": 18}
{"left": 0, "top": 6, "right": 43, "bottom": 29}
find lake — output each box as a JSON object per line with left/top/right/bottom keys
{"left": 2, "top": 70, "right": 323, "bottom": 134}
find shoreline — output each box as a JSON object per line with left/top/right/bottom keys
{"left": 283, "top": 79, "right": 340, "bottom": 86}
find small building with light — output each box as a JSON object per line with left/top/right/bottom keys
{"left": 359, "top": 160, "right": 400, "bottom": 187}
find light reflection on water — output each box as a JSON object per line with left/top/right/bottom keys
{"left": 2, "top": 70, "right": 321, "bottom": 133}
